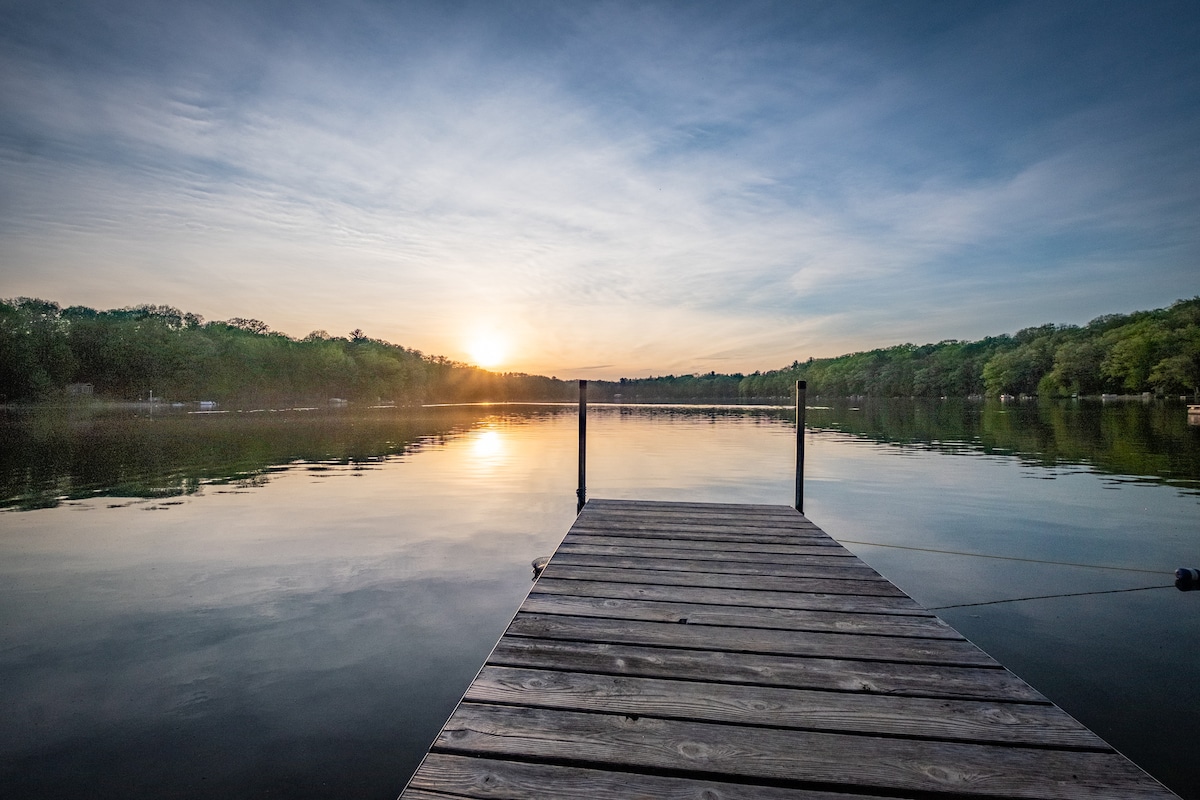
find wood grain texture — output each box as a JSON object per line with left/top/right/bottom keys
{"left": 465, "top": 666, "right": 1108, "bottom": 749}
{"left": 407, "top": 753, "right": 899, "bottom": 800}
{"left": 519, "top": 593, "right": 961, "bottom": 638}
{"left": 538, "top": 564, "right": 910, "bottom": 597}
{"left": 561, "top": 535, "right": 851, "bottom": 557}
{"left": 566, "top": 524, "right": 834, "bottom": 545}
{"left": 552, "top": 545, "right": 873, "bottom": 571}
{"left": 434, "top": 703, "right": 1175, "bottom": 800}
{"left": 547, "top": 553, "right": 881, "bottom": 581}
{"left": 569, "top": 521, "right": 826, "bottom": 537}
{"left": 531, "top": 577, "right": 930, "bottom": 615}
{"left": 581, "top": 517, "right": 815, "bottom": 529}
{"left": 575, "top": 503, "right": 818, "bottom": 529}
{"left": 486, "top": 637, "right": 1046, "bottom": 701}
{"left": 583, "top": 498, "right": 804, "bottom": 515}
{"left": 505, "top": 613, "right": 997, "bottom": 666}
{"left": 575, "top": 508, "right": 818, "bottom": 522}
{"left": 564, "top": 537, "right": 854, "bottom": 556}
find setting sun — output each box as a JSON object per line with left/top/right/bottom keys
{"left": 468, "top": 336, "right": 507, "bottom": 369}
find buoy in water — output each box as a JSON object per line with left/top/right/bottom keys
{"left": 1176, "top": 567, "right": 1200, "bottom": 591}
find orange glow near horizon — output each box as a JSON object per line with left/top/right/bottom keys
{"left": 466, "top": 332, "right": 508, "bottom": 370}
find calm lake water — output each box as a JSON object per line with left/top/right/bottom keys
{"left": 1, "top": 399, "right": 1198, "bottom": 798}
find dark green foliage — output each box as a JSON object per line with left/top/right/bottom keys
{"left": 588, "top": 372, "right": 745, "bottom": 402}
{"left": 0, "top": 299, "right": 576, "bottom": 405}
{"left": 0, "top": 299, "right": 76, "bottom": 402}
{"left": 736, "top": 297, "right": 1200, "bottom": 399}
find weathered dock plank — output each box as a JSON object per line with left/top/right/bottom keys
{"left": 435, "top": 703, "right": 1167, "bottom": 800}
{"left": 506, "top": 613, "right": 997, "bottom": 665}
{"left": 465, "top": 666, "right": 1105, "bottom": 748}
{"left": 399, "top": 499, "right": 1180, "bottom": 800}
{"left": 407, "top": 753, "right": 899, "bottom": 800}
{"left": 517, "top": 593, "right": 963, "bottom": 638}
{"left": 541, "top": 564, "right": 910, "bottom": 596}
{"left": 585, "top": 498, "right": 798, "bottom": 513}
{"left": 548, "top": 553, "right": 880, "bottom": 580}
{"left": 556, "top": 534, "right": 849, "bottom": 561}
{"left": 566, "top": 534, "right": 849, "bottom": 554}
{"left": 486, "top": 638, "right": 1048, "bottom": 701}
{"left": 570, "top": 520, "right": 827, "bottom": 537}
{"left": 530, "top": 576, "right": 932, "bottom": 614}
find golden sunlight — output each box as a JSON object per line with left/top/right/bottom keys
{"left": 467, "top": 335, "right": 507, "bottom": 369}
{"left": 470, "top": 428, "right": 504, "bottom": 459}
{"left": 467, "top": 427, "right": 510, "bottom": 473}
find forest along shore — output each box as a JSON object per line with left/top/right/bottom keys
{"left": 2, "top": 296, "right": 1198, "bottom": 406}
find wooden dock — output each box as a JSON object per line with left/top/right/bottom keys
{"left": 400, "top": 499, "right": 1180, "bottom": 800}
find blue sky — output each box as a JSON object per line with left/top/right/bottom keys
{"left": 1, "top": 0, "right": 1197, "bottom": 377}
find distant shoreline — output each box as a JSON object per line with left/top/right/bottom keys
{"left": 4, "top": 392, "right": 1195, "bottom": 415}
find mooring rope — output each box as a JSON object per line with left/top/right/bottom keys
{"left": 928, "top": 584, "right": 1173, "bottom": 610}
{"left": 836, "top": 539, "right": 1168, "bottom": 575}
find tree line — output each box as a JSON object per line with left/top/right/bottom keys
{"left": 731, "top": 296, "right": 1200, "bottom": 400}
{"left": 0, "top": 299, "right": 574, "bottom": 405}
{"left": 2, "top": 296, "right": 1197, "bottom": 404}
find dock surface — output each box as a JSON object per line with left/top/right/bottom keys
{"left": 401, "top": 499, "right": 1179, "bottom": 799}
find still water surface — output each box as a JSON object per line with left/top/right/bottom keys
{"left": 1, "top": 400, "right": 1198, "bottom": 798}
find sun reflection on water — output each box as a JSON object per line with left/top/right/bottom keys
{"left": 468, "top": 427, "right": 508, "bottom": 467}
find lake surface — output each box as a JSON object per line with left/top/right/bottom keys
{"left": 2, "top": 399, "right": 1198, "bottom": 798}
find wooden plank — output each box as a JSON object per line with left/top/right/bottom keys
{"left": 573, "top": 518, "right": 823, "bottom": 535}
{"left": 465, "top": 666, "right": 1108, "bottom": 749}
{"left": 539, "top": 564, "right": 910, "bottom": 597}
{"left": 549, "top": 554, "right": 884, "bottom": 582}
{"left": 578, "top": 506, "right": 819, "bottom": 521}
{"left": 531, "top": 577, "right": 931, "bottom": 615}
{"left": 571, "top": 520, "right": 825, "bottom": 537}
{"left": 581, "top": 504, "right": 808, "bottom": 522}
{"left": 577, "top": 509, "right": 818, "bottom": 525}
{"left": 408, "top": 753, "right": 899, "bottom": 800}
{"left": 434, "top": 703, "right": 1176, "bottom": 800}
{"left": 576, "top": 510, "right": 820, "bottom": 522}
{"left": 563, "top": 534, "right": 850, "bottom": 556}
{"left": 556, "top": 541, "right": 868, "bottom": 565}
{"left": 519, "top": 593, "right": 962, "bottom": 639}
{"left": 571, "top": 520, "right": 826, "bottom": 537}
{"left": 554, "top": 544, "right": 874, "bottom": 571}
{"left": 505, "top": 614, "right": 997, "bottom": 667}
{"left": 486, "top": 638, "right": 1048, "bottom": 701}
{"left": 567, "top": 524, "right": 834, "bottom": 545}
{"left": 566, "top": 525, "right": 830, "bottom": 544}
{"left": 584, "top": 498, "right": 802, "bottom": 515}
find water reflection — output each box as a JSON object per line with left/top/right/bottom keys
{"left": 468, "top": 427, "right": 507, "bottom": 467}
{"left": 804, "top": 398, "right": 1200, "bottom": 495}
{"left": 1, "top": 402, "right": 1198, "bottom": 799}
{"left": 0, "top": 406, "right": 573, "bottom": 511}
{"left": 4, "top": 399, "right": 1196, "bottom": 512}
{"left": 1, "top": 410, "right": 581, "bottom": 799}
